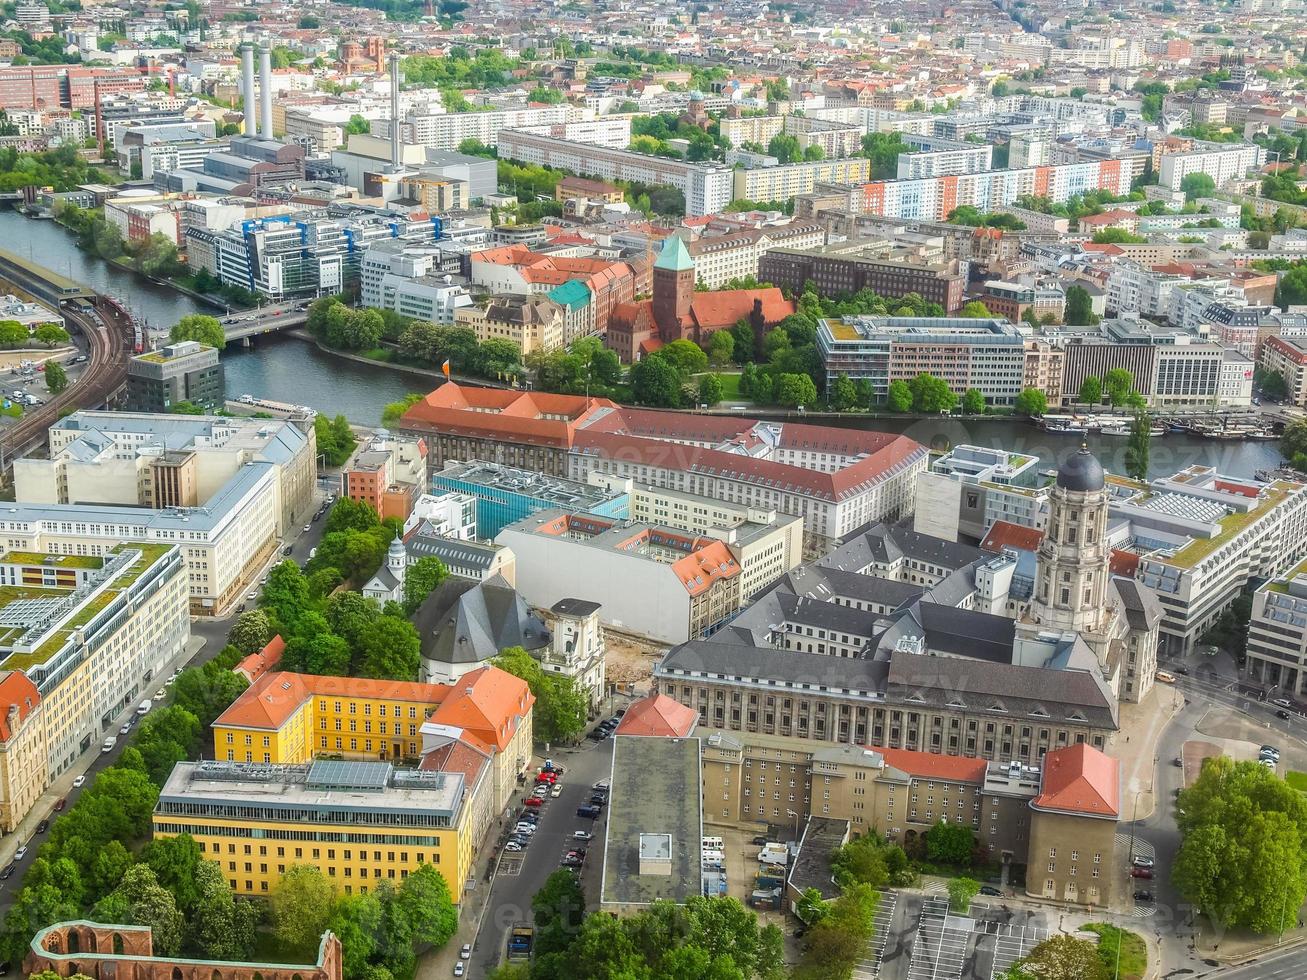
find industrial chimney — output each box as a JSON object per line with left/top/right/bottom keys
{"left": 259, "top": 44, "right": 274, "bottom": 139}
{"left": 241, "top": 44, "right": 256, "bottom": 136}
{"left": 389, "top": 51, "right": 402, "bottom": 171}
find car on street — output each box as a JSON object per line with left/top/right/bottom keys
{"left": 247, "top": 591, "right": 257, "bottom": 601}
{"left": 119, "top": 723, "right": 131, "bottom": 735}
{"left": 1262, "top": 758, "right": 1278, "bottom": 770}
{"left": 35, "top": 820, "right": 48, "bottom": 834}
{"left": 524, "top": 796, "right": 544, "bottom": 807}
{"left": 577, "top": 804, "right": 601, "bottom": 818}
{"left": 1131, "top": 856, "right": 1154, "bottom": 868}
{"left": 1130, "top": 867, "right": 1153, "bottom": 879}
{"left": 537, "top": 771, "right": 557, "bottom": 783}
{"left": 1261, "top": 744, "right": 1280, "bottom": 758}
{"left": 504, "top": 841, "right": 522, "bottom": 852}
{"left": 1133, "top": 890, "right": 1153, "bottom": 903}
{"left": 751, "top": 835, "right": 770, "bottom": 846}
{"left": 72, "top": 774, "right": 85, "bottom": 788}
{"left": 453, "top": 962, "right": 464, "bottom": 977}
{"left": 303, "top": 524, "right": 311, "bottom": 532}
{"left": 979, "top": 886, "right": 1002, "bottom": 896}
{"left": 1277, "top": 710, "right": 1292, "bottom": 720}
{"left": 573, "top": 831, "right": 593, "bottom": 841}
{"left": 154, "top": 688, "right": 166, "bottom": 700}
{"left": 460, "top": 945, "right": 471, "bottom": 960}
{"left": 589, "top": 794, "right": 607, "bottom": 806}
{"left": 551, "top": 785, "right": 563, "bottom": 798}
{"left": 1174, "top": 666, "right": 1189, "bottom": 675}
{"left": 1173, "top": 757, "right": 1184, "bottom": 767}
{"left": 53, "top": 798, "right": 65, "bottom": 811}
{"left": 0, "top": 863, "right": 14, "bottom": 879}
{"left": 14, "top": 845, "right": 26, "bottom": 861}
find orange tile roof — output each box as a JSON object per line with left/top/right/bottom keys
{"left": 0, "top": 671, "right": 39, "bottom": 742}
{"left": 689, "top": 288, "right": 795, "bottom": 331}
{"left": 1032, "top": 744, "right": 1120, "bottom": 818}
{"left": 981, "top": 520, "right": 1043, "bottom": 554}
{"left": 419, "top": 734, "right": 492, "bottom": 784}
{"left": 235, "top": 634, "right": 285, "bottom": 683}
{"left": 878, "top": 747, "right": 989, "bottom": 785}
{"left": 615, "top": 693, "right": 698, "bottom": 737}
{"left": 428, "top": 666, "right": 534, "bottom": 752}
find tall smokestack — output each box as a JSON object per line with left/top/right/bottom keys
{"left": 389, "top": 52, "right": 401, "bottom": 170}
{"left": 241, "top": 44, "right": 256, "bottom": 136}
{"left": 259, "top": 44, "right": 274, "bottom": 139}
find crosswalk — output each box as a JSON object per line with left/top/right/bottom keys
{"left": 851, "top": 891, "right": 899, "bottom": 980}
{"left": 1116, "top": 833, "right": 1158, "bottom": 917}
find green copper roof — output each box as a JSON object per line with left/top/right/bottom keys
{"left": 547, "top": 279, "right": 592, "bottom": 311}
{"left": 654, "top": 236, "right": 695, "bottom": 272}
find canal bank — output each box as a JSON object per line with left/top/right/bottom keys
{"left": 0, "top": 207, "right": 1288, "bottom": 480}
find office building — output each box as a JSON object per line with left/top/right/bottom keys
{"left": 817, "top": 315, "right": 1027, "bottom": 405}
{"left": 125, "top": 341, "right": 225, "bottom": 414}
{"left": 12, "top": 413, "right": 317, "bottom": 613}
{"left": 982, "top": 281, "right": 1066, "bottom": 324}
{"left": 759, "top": 246, "right": 966, "bottom": 313}
{"left": 431, "top": 460, "right": 630, "bottom": 539}
{"left": 913, "top": 445, "right": 1049, "bottom": 542}
{"left": 343, "top": 435, "right": 427, "bottom": 523}
{"left": 497, "top": 511, "right": 743, "bottom": 644}
{"left": 158, "top": 135, "right": 306, "bottom": 197}
{"left": 0, "top": 544, "right": 188, "bottom": 829}
{"left": 1246, "top": 559, "right": 1307, "bottom": 697}
{"left": 400, "top": 384, "right": 928, "bottom": 550}
{"left": 360, "top": 240, "right": 475, "bottom": 325}
{"left": 1260, "top": 336, "right": 1307, "bottom": 406}
{"left": 457, "top": 294, "right": 566, "bottom": 356}
{"left": 686, "top": 222, "right": 825, "bottom": 289}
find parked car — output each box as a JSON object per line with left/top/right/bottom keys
{"left": 0, "top": 863, "right": 14, "bottom": 880}
{"left": 537, "top": 771, "right": 557, "bottom": 783}
{"left": 1261, "top": 745, "right": 1281, "bottom": 759}
{"left": 453, "top": 964, "right": 464, "bottom": 978}
{"left": 72, "top": 775, "right": 85, "bottom": 788}
{"left": 53, "top": 798, "right": 65, "bottom": 812}
{"left": 13, "top": 846, "right": 26, "bottom": 861}
{"left": 1130, "top": 867, "right": 1154, "bottom": 879}
{"left": 573, "top": 831, "right": 593, "bottom": 841}
{"left": 577, "top": 804, "right": 601, "bottom": 818}
{"left": 589, "top": 794, "right": 606, "bottom": 806}
{"left": 979, "top": 885, "right": 1002, "bottom": 896}
{"left": 119, "top": 723, "right": 131, "bottom": 735}
{"left": 1173, "top": 757, "right": 1184, "bottom": 767}
{"left": 1133, "top": 890, "right": 1153, "bottom": 903}
{"left": 1131, "top": 856, "right": 1154, "bottom": 868}
{"left": 504, "top": 841, "right": 523, "bottom": 852}
{"left": 551, "top": 784, "right": 563, "bottom": 798}
{"left": 524, "top": 796, "right": 544, "bottom": 807}
{"left": 1277, "top": 710, "right": 1292, "bottom": 720}
{"left": 460, "top": 945, "right": 471, "bottom": 960}
{"left": 303, "top": 524, "right": 311, "bottom": 533}
{"left": 153, "top": 688, "right": 167, "bottom": 700}
{"left": 35, "top": 820, "right": 48, "bottom": 834}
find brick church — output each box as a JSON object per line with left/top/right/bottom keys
{"left": 605, "top": 236, "right": 795, "bottom": 362}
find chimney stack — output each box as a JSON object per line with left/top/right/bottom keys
{"left": 259, "top": 44, "right": 274, "bottom": 139}
{"left": 241, "top": 44, "right": 256, "bottom": 136}
{"left": 389, "top": 51, "right": 402, "bottom": 171}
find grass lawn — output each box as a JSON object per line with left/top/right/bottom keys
{"left": 361, "top": 347, "right": 394, "bottom": 363}
{"left": 1286, "top": 770, "right": 1307, "bottom": 792}
{"left": 694, "top": 371, "right": 746, "bottom": 402}
{"left": 1085, "top": 922, "right": 1146, "bottom": 980}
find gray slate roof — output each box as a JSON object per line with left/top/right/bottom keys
{"left": 415, "top": 573, "right": 550, "bottom": 667}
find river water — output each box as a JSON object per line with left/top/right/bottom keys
{"left": 0, "top": 208, "right": 1286, "bottom": 479}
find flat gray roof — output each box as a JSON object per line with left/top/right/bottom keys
{"left": 601, "top": 735, "right": 702, "bottom": 907}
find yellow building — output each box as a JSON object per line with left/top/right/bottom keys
{"left": 191, "top": 666, "right": 536, "bottom": 899}
{"left": 153, "top": 758, "right": 482, "bottom": 901}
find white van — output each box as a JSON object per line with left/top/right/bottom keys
{"left": 758, "top": 844, "right": 789, "bottom": 866}
{"left": 136, "top": 700, "right": 152, "bottom": 715}
{"left": 101, "top": 736, "right": 117, "bottom": 753}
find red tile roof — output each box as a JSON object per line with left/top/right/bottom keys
{"left": 428, "top": 666, "right": 534, "bottom": 751}
{"left": 689, "top": 288, "right": 794, "bottom": 331}
{"left": 1110, "top": 549, "right": 1140, "bottom": 577}
{"left": 878, "top": 747, "right": 989, "bottom": 785}
{"left": 614, "top": 693, "right": 698, "bottom": 737}
{"left": 981, "top": 520, "right": 1043, "bottom": 554}
{"left": 235, "top": 635, "right": 285, "bottom": 683}
{"left": 0, "top": 672, "right": 39, "bottom": 742}
{"left": 1032, "top": 744, "right": 1120, "bottom": 818}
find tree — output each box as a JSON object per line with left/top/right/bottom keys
{"left": 169, "top": 313, "right": 225, "bottom": 350}
{"left": 1257, "top": 367, "right": 1289, "bottom": 402}
{"left": 698, "top": 373, "right": 724, "bottom": 407}
{"left": 729, "top": 319, "right": 754, "bottom": 364}
{"left": 346, "top": 114, "right": 370, "bottom": 135}
{"left": 533, "top": 869, "right": 587, "bottom": 958}
{"left": 657, "top": 338, "right": 709, "bottom": 376}
{"left": 909, "top": 373, "right": 957, "bottom": 413}
{"left": 187, "top": 862, "right": 259, "bottom": 960}
{"left": 887, "top": 379, "right": 913, "bottom": 412}
{"left": 140, "top": 833, "right": 204, "bottom": 914}
{"left": 803, "top": 144, "right": 825, "bottom": 161}
{"left": 631, "top": 355, "right": 683, "bottom": 407}
{"left": 44, "top": 361, "right": 67, "bottom": 394}
{"left": 394, "top": 864, "right": 458, "bottom": 951}
{"left": 1002, "top": 934, "right": 1109, "bottom": 980}
{"left": 1064, "top": 285, "right": 1098, "bottom": 326}
{"left": 134, "top": 705, "right": 202, "bottom": 785}
{"left": 794, "top": 884, "right": 878, "bottom": 980}
{"left": 94, "top": 865, "right": 184, "bottom": 956}
{"left": 947, "top": 877, "right": 980, "bottom": 913}
{"left": 328, "top": 892, "right": 381, "bottom": 979}
{"left": 1078, "top": 376, "right": 1103, "bottom": 407}
{"left": 957, "top": 300, "right": 993, "bottom": 318}
{"left": 383, "top": 392, "right": 424, "bottom": 427}
{"left": 1103, "top": 368, "right": 1134, "bottom": 407}
{"left": 830, "top": 835, "right": 888, "bottom": 889}
{"left": 271, "top": 865, "right": 336, "bottom": 955}
{"left": 795, "top": 887, "right": 830, "bottom": 925}
{"left": 34, "top": 324, "right": 69, "bottom": 346}
{"left": 1014, "top": 388, "right": 1048, "bottom": 416}
{"left": 403, "top": 556, "right": 448, "bottom": 615}
{"left": 228, "top": 608, "right": 273, "bottom": 654}
{"left": 1172, "top": 757, "right": 1307, "bottom": 933}
{"left": 1283, "top": 418, "right": 1307, "bottom": 471}
{"left": 355, "top": 615, "right": 422, "bottom": 680}
{"left": 767, "top": 133, "right": 802, "bottom": 164}
{"left": 1181, "top": 171, "right": 1217, "bottom": 202}
{"left": 925, "top": 820, "right": 974, "bottom": 865}
{"left": 830, "top": 373, "right": 857, "bottom": 411}
{"left": 707, "top": 330, "right": 734, "bottom": 366}
{"left": 0, "top": 320, "right": 28, "bottom": 347}
{"left": 775, "top": 373, "right": 817, "bottom": 408}
{"left": 170, "top": 663, "right": 248, "bottom": 734}
{"left": 493, "top": 646, "right": 587, "bottom": 744}
{"left": 1091, "top": 228, "right": 1147, "bottom": 245}
{"left": 1125, "top": 412, "right": 1151, "bottom": 481}
{"left": 962, "top": 388, "right": 986, "bottom": 414}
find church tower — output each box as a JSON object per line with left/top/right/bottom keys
{"left": 651, "top": 236, "right": 695, "bottom": 342}
{"left": 1028, "top": 445, "right": 1112, "bottom": 637}
{"left": 387, "top": 536, "right": 406, "bottom": 593}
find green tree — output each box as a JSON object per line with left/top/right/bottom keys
{"left": 94, "top": 865, "right": 184, "bottom": 956}
{"left": 170, "top": 663, "right": 248, "bottom": 733}
{"left": 794, "top": 883, "right": 878, "bottom": 980}
{"left": 1125, "top": 412, "right": 1151, "bottom": 481}
{"left": 947, "top": 877, "right": 980, "bottom": 913}
{"left": 1181, "top": 171, "right": 1217, "bottom": 202}
{"left": 877, "top": 378, "right": 910, "bottom": 413}
{"left": 140, "top": 833, "right": 204, "bottom": 914}
{"left": 394, "top": 864, "right": 458, "bottom": 951}
{"left": 962, "top": 388, "right": 985, "bottom": 414}
{"left": 403, "top": 556, "right": 449, "bottom": 615}
{"left": 803, "top": 144, "right": 825, "bottom": 161}
{"left": 134, "top": 705, "right": 202, "bottom": 785}
{"left": 187, "top": 861, "right": 259, "bottom": 960}
{"left": 698, "top": 373, "right": 724, "bottom": 407}
{"left": 707, "top": 330, "right": 734, "bottom": 366}
{"left": 1283, "top": 418, "right": 1307, "bottom": 471}
{"left": 532, "top": 869, "right": 587, "bottom": 959}
{"left": 355, "top": 615, "right": 422, "bottom": 680}
{"left": 830, "top": 373, "right": 857, "bottom": 411}
{"left": 328, "top": 892, "right": 381, "bottom": 979}
{"left": 957, "top": 300, "right": 993, "bottom": 318}
{"left": 382, "top": 392, "right": 424, "bottom": 427}
{"left": 767, "top": 133, "right": 802, "bottom": 164}
{"left": 44, "top": 361, "right": 67, "bottom": 394}
{"left": 1002, "top": 934, "right": 1109, "bottom": 980}
{"left": 925, "top": 820, "right": 974, "bottom": 865}
{"left": 0, "top": 320, "right": 28, "bottom": 347}
{"left": 1172, "top": 757, "right": 1307, "bottom": 933}
{"left": 493, "top": 646, "right": 587, "bottom": 744}
{"left": 830, "top": 835, "right": 888, "bottom": 889}
{"left": 775, "top": 372, "right": 817, "bottom": 408}
{"left": 1014, "top": 388, "right": 1048, "bottom": 416}
{"left": 1103, "top": 368, "right": 1134, "bottom": 407}
{"left": 270, "top": 865, "right": 336, "bottom": 955}
{"left": 909, "top": 373, "right": 957, "bottom": 413}
{"left": 169, "top": 313, "right": 225, "bottom": 350}
{"left": 346, "top": 114, "right": 370, "bottom": 135}
{"left": 1091, "top": 228, "right": 1148, "bottom": 244}
{"left": 1256, "top": 367, "right": 1289, "bottom": 402}
{"left": 1078, "top": 376, "right": 1103, "bottom": 406}
{"left": 656, "top": 338, "right": 709, "bottom": 376}
{"left": 228, "top": 608, "right": 274, "bottom": 654}
{"left": 795, "top": 887, "right": 830, "bottom": 925}
{"left": 631, "top": 355, "right": 683, "bottom": 407}
{"left": 34, "top": 323, "right": 69, "bottom": 346}
{"left": 1064, "top": 285, "right": 1098, "bottom": 326}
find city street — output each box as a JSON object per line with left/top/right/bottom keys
{"left": 459, "top": 733, "right": 616, "bottom": 979}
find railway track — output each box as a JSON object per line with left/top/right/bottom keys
{"left": 0, "top": 297, "right": 132, "bottom": 467}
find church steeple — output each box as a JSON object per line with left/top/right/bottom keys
{"left": 651, "top": 236, "right": 695, "bottom": 342}
{"left": 1029, "top": 446, "right": 1111, "bottom": 636}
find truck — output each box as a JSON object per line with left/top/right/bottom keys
{"left": 506, "top": 925, "right": 533, "bottom": 961}
{"left": 758, "top": 843, "right": 789, "bottom": 866}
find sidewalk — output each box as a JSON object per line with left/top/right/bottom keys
{"left": 1111, "top": 683, "right": 1184, "bottom": 821}
{"left": 415, "top": 828, "right": 504, "bottom": 980}
{"left": 0, "top": 634, "right": 206, "bottom": 872}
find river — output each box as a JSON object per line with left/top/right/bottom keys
{"left": 0, "top": 208, "right": 1287, "bottom": 479}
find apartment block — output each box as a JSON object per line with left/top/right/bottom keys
{"left": 1157, "top": 143, "right": 1264, "bottom": 191}
{"left": 759, "top": 246, "right": 966, "bottom": 312}
{"left": 734, "top": 158, "right": 870, "bottom": 203}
